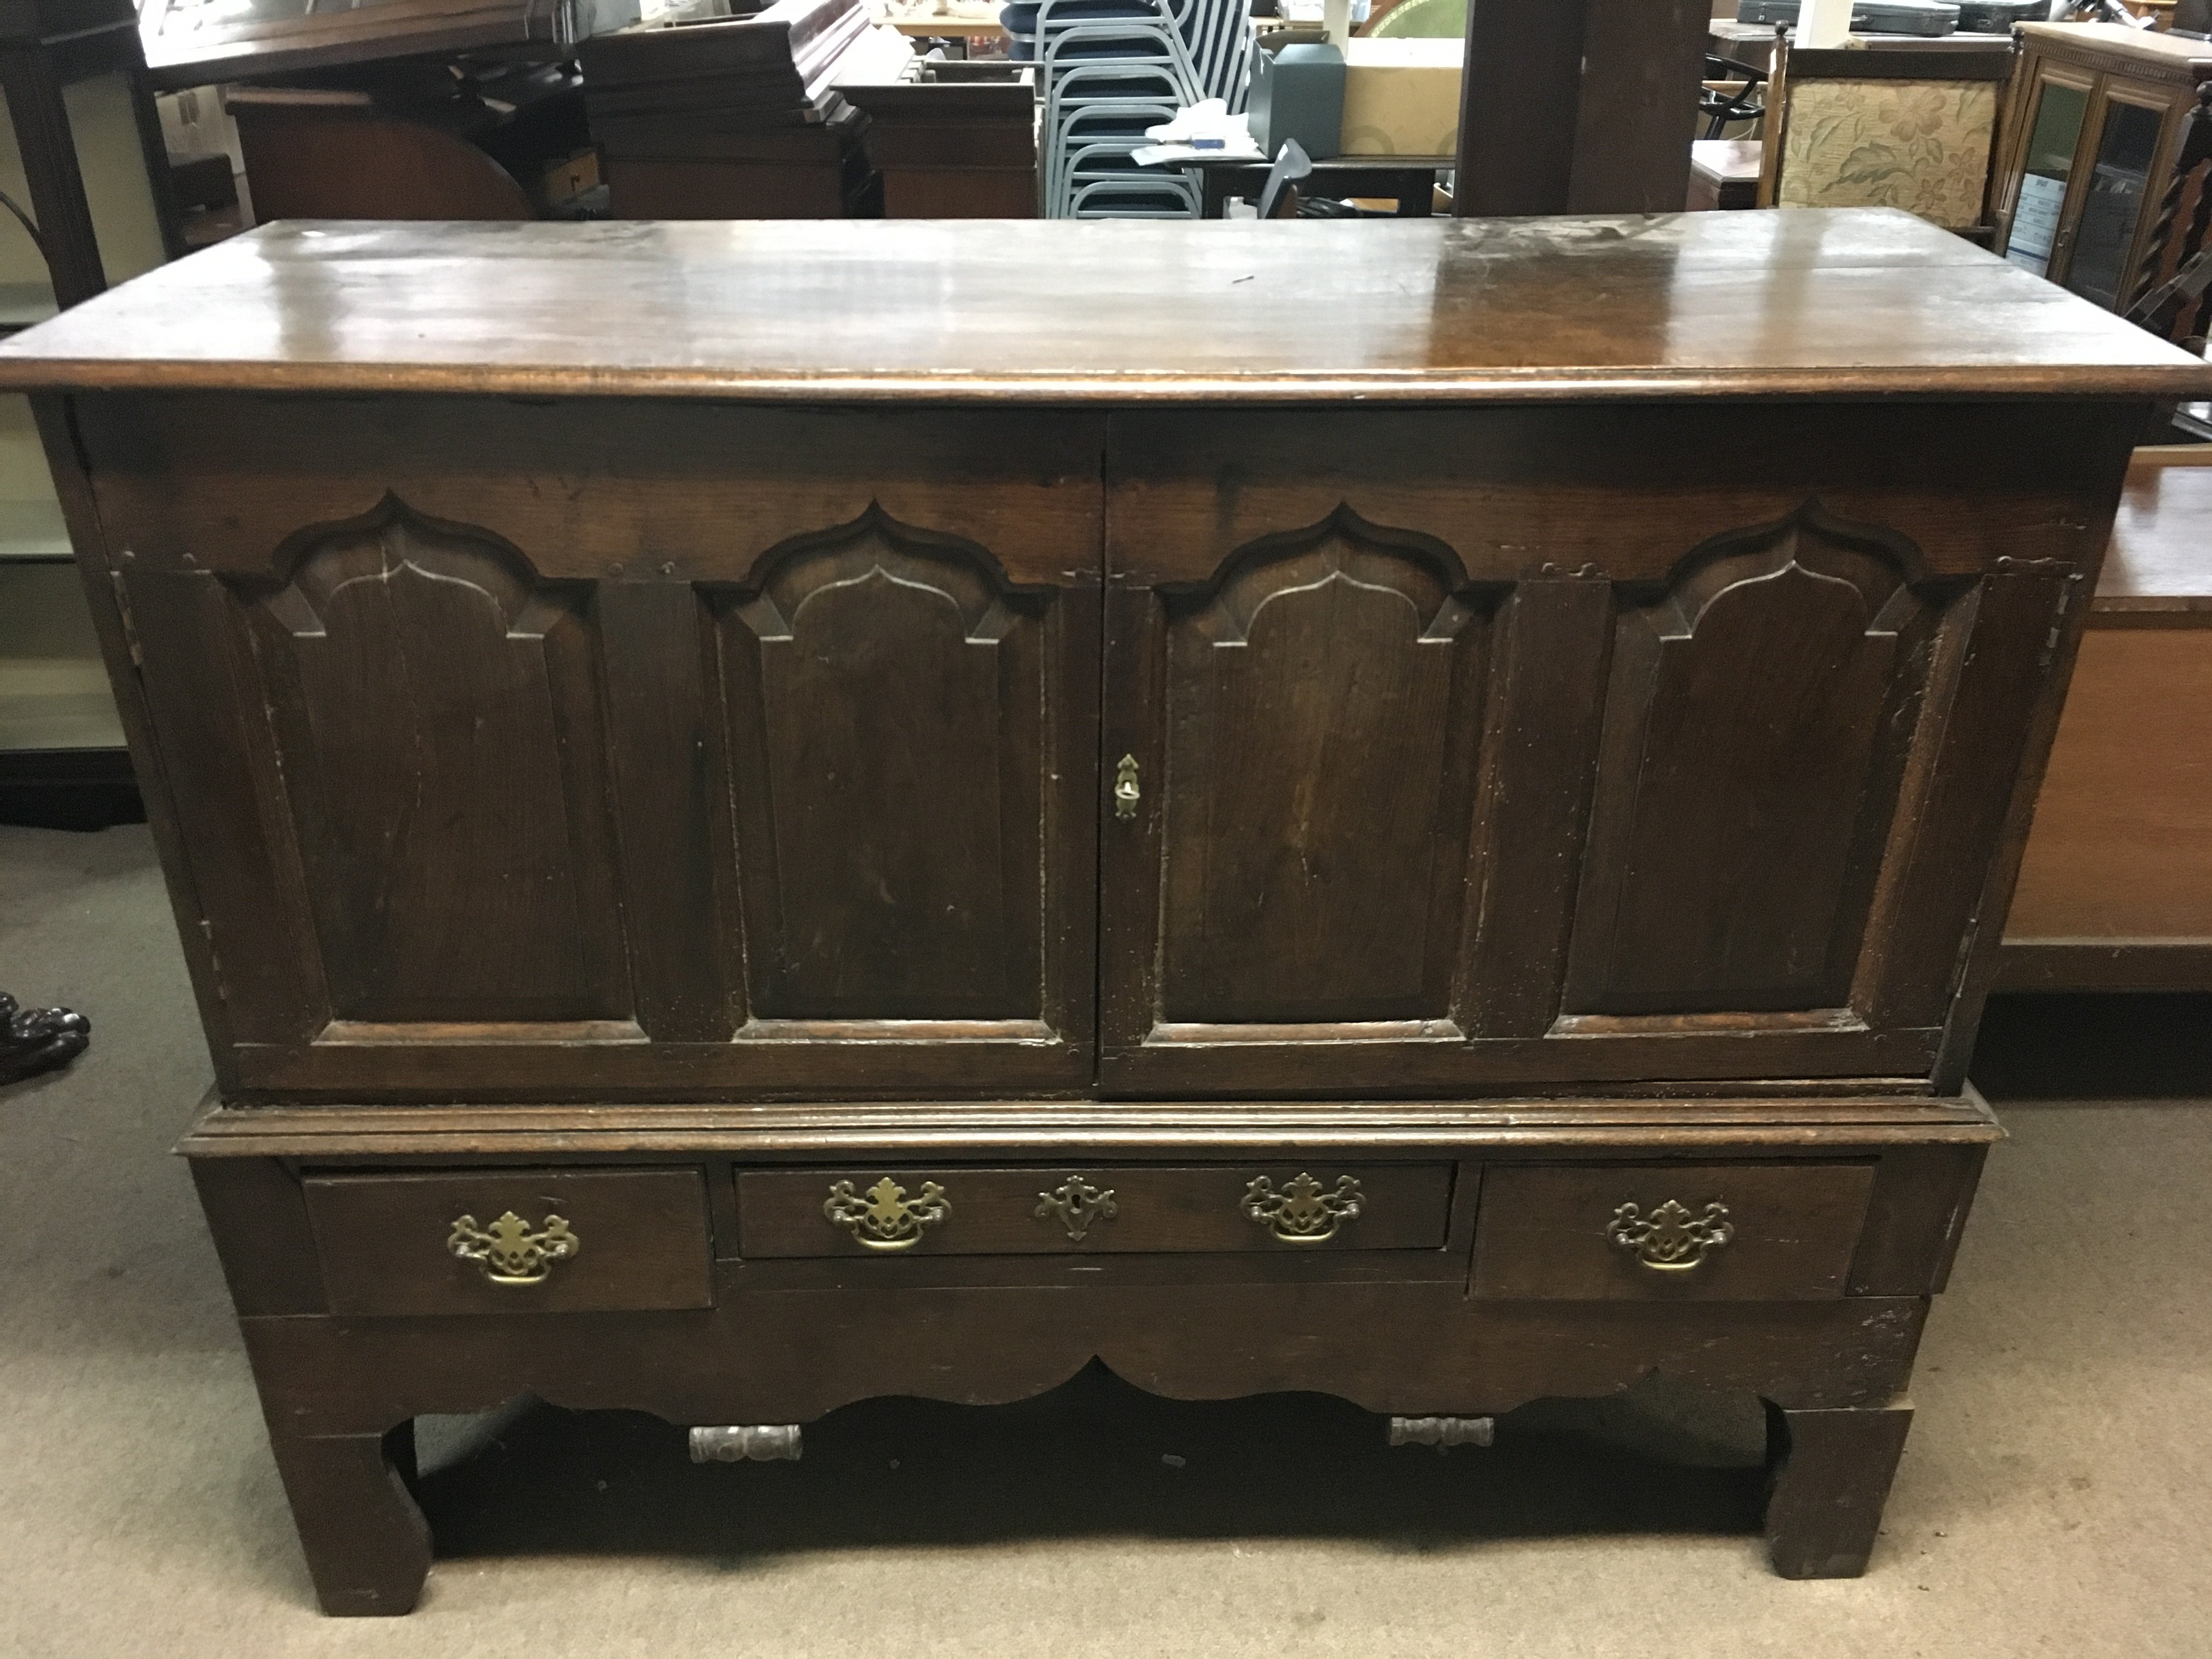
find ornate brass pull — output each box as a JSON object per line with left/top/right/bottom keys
{"left": 824, "top": 1176, "right": 950, "bottom": 1251}
{"left": 1036, "top": 1177, "right": 1118, "bottom": 1242}
{"left": 1241, "top": 1172, "right": 1364, "bottom": 1244}
{"left": 448, "top": 1210, "right": 580, "bottom": 1285}
{"left": 1114, "top": 754, "right": 1141, "bottom": 821}
{"left": 1606, "top": 1198, "right": 1734, "bottom": 1271}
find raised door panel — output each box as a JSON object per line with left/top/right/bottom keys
{"left": 1154, "top": 510, "right": 1488, "bottom": 1028}
{"left": 247, "top": 498, "right": 628, "bottom": 1026}
{"left": 1103, "top": 503, "right": 1500, "bottom": 1090}
{"left": 1561, "top": 506, "right": 1938, "bottom": 1018}
{"left": 710, "top": 510, "right": 1055, "bottom": 1026}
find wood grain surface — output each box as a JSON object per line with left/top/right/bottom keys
{"left": 1, "top": 212, "right": 2206, "bottom": 402}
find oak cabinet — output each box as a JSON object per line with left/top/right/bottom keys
{"left": 5, "top": 210, "right": 2204, "bottom": 1612}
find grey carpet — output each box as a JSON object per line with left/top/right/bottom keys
{"left": 3, "top": 822, "right": 2207, "bottom": 1657}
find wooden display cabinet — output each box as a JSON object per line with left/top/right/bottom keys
{"left": 1993, "top": 23, "right": 2212, "bottom": 315}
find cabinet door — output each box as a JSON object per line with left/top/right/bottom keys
{"left": 2059, "top": 84, "right": 2184, "bottom": 311}
{"left": 77, "top": 394, "right": 1102, "bottom": 1100}
{"left": 1099, "top": 406, "right": 2124, "bottom": 1097}
{"left": 1996, "top": 65, "right": 2096, "bottom": 280}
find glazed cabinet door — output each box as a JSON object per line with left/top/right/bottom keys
{"left": 1098, "top": 404, "right": 2133, "bottom": 1096}
{"left": 71, "top": 395, "right": 1101, "bottom": 1100}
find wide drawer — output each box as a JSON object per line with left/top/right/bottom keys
{"left": 736, "top": 1164, "right": 1454, "bottom": 1257}
{"left": 1470, "top": 1162, "right": 1876, "bottom": 1301}
{"left": 303, "top": 1168, "right": 713, "bottom": 1316}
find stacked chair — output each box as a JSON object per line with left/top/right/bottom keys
{"left": 1005, "top": 0, "right": 1255, "bottom": 216}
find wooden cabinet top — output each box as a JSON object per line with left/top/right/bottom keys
{"left": 2014, "top": 21, "right": 2212, "bottom": 82}
{"left": 3, "top": 210, "right": 2208, "bottom": 403}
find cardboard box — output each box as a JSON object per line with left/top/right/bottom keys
{"left": 1339, "top": 37, "right": 1461, "bottom": 157}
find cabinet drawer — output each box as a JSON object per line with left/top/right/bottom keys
{"left": 303, "top": 1168, "right": 713, "bottom": 1316}
{"left": 1470, "top": 1163, "right": 1876, "bottom": 1301}
{"left": 737, "top": 1164, "right": 1454, "bottom": 1257}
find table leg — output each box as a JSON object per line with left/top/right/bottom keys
{"left": 266, "top": 1424, "right": 432, "bottom": 1616}
{"left": 1762, "top": 1401, "right": 1914, "bottom": 1578}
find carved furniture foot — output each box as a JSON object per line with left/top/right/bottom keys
{"left": 266, "top": 1423, "right": 432, "bottom": 1616}
{"left": 1762, "top": 1401, "right": 1914, "bottom": 1579}
{"left": 0, "top": 991, "right": 89, "bottom": 1085}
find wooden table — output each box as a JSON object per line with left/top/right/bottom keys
{"left": 2001, "top": 445, "right": 2212, "bottom": 992}
{"left": 1687, "top": 138, "right": 1762, "bottom": 210}
{"left": 0, "top": 211, "right": 2203, "bottom": 1614}
{"left": 1180, "top": 152, "right": 1452, "bottom": 216}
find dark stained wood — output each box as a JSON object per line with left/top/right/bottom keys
{"left": 2, "top": 216, "right": 2164, "bottom": 1604}
{"left": 226, "top": 102, "right": 537, "bottom": 222}
{"left": 250, "top": 498, "right": 630, "bottom": 1025}
{"left": 1470, "top": 1163, "right": 1878, "bottom": 1301}
{"left": 263, "top": 1426, "right": 431, "bottom": 1616}
{"left": 1561, "top": 504, "right": 1937, "bottom": 1017}
{"left": 1763, "top": 1402, "right": 1914, "bottom": 1579}
{"left": 1844, "top": 1143, "right": 1985, "bottom": 1297}
{"left": 1565, "top": 0, "right": 1714, "bottom": 213}
{"left": 190, "top": 1158, "right": 327, "bottom": 1316}
{"left": 3, "top": 215, "right": 2210, "bottom": 404}
{"left": 234, "top": 1278, "right": 1933, "bottom": 1437}
{"left": 1148, "top": 510, "right": 1489, "bottom": 1027}
{"left": 736, "top": 1164, "right": 1454, "bottom": 1256}
{"left": 178, "top": 1088, "right": 2011, "bottom": 1160}
{"left": 1455, "top": 0, "right": 1585, "bottom": 217}
{"left": 303, "top": 1168, "right": 714, "bottom": 1316}
{"left": 714, "top": 512, "right": 1052, "bottom": 1021}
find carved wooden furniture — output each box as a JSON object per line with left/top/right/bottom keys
{"left": 1, "top": 208, "right": 2203, "bottom": 1615}
{"left": 2001, "top": 445, "right": 2212, "bottom": 991}
{"left": 1756, "top": 43, "right": 2012, "bottom": 233}
{"left": 1994, "top": 23, "right": 2212, "bottom": 319}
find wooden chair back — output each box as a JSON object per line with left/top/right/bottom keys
{"left": 1756, "top": 41, "right": 2013, "bottom": 233}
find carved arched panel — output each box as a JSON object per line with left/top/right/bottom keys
{"left": 1564, "top": 503, "right": 1944, "bottom": 1016}
{"left": 714, "top": 510, "right": 1052, "bottom": 1021}
{"left": 1156, "top": 509, "right": 1493, "bottom": 1025}
{"left": 246, "top": 498, "right": 628, "bottom": 1024}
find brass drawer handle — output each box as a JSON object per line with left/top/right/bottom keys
{"left": 824, "top": 1176, "right": 951, "bottom": 1251}
{"left": 1036, "top": 1176, "right": 1118, "bottom": 1242}
{"left": 1241, "top": 1172, "right": 1364, "bottom": 1244}
{"left": 1607, "top": 1198, "right": 1734, "bottom": 1272}
{"left": 447, "top": 1210, "right": 581, "bottom": 1285}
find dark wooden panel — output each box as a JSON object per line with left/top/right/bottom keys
{"left": 1459, "top": 573, "right": 1613, "bottom": 1037}
{"left": 123, "top": 566, "right": 330, "bottom": 1045}
{"left": 191, "top": 1158, "right": 328, "bottom": 1317}
{"left": 246, "top": 496, "right": 629, "bottom": 1024}
{"left": 1862, "top": 565, "right": 2081, "bottom": 1029}
{"left": 736, "top": 1164, "right": 1454, "bottom": 1256}
{"left": 1565, "top": 0, "right": 1712, "bottom": 213}
{"left": 1564, "top": 503, "right": 1940, "bottom": 1015}
{"left": 1846, "top": 1144, "right": 1985, "bottom": 1297}
{"left": 598, "top": 580, "right": 738, "bottom": 1042}
{"left": 713, "top": 509, "right": 1049, "bottom": 1021}
{"left": 304, "top": 1168, "right": 713, "bottom": 1316}
{"left": 1153, "top": 510, "right": 1492, "bottom": 1025}
{"left": 1471, "top": 1161, "right": 1877, "bottom": 1300}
